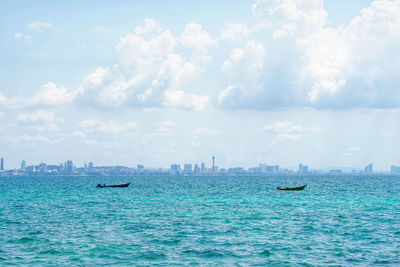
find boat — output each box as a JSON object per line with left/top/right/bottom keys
{"left": 277, "top": 185, "right": 307, "bottom": 191}
{"left": 96, "top": 183, "right": 131, "bottom": 188}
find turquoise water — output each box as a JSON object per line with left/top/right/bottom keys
{"left": 0, "top": 175, "right": 399, "bottom": 266}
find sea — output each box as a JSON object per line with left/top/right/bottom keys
{"left": 0, "top": 175, "right": 399, "bottom": 266}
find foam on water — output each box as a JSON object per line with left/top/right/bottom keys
{"left": 0, "top": 175, "right": 399, "bottom": 265}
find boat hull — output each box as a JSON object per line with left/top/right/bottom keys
{"left": 277, "top": 185, "right": 307, "bottom": 191}
{"left": 97, "top": 183, "right": 130, "bottom": 188}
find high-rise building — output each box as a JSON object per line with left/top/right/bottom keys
{"left": 21, "top": 160, "right": 26, "bottom": 170}
{"left": 170, "top": 164, "right": 180, "bottom": 174}
{"left": 201, "top": 162, "right": 206, "bottom": 174}
{"left": 39, "top": 163, "right": 47, "bottom": 173}
{"left": 364, "top": 163, "right": 373, "bottom": 173}
{"left": 211, "top": 156, "right": 218, "bottom": 173}
{"left": 391, "top": 165, "right": 400, "bottom": 175}
{"left": 0, "top": 157, "right": 3, "bottom": 170}
{"left": 88, "top": 162, "right": 94, "bottom": 172}
{"left": 212, "top": 156, "right": 215, "bottom": 172}
{"left": 65, "top": 160, "right": 73, "bottom": 173}
{"left": 183, "top": 164, "right": 192, "bottom": 174}
{"left": 298, "top": 163, "right": 309, "bottom": 174}
{"left": 194, "top": 164, "right": 200, "bottom": 174}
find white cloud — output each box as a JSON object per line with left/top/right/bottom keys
{"left": 252, "top": 0, "right": 327, "bottom": 38}
{"left": 164, "top": 90, "right": 209, "bottom": 111}
{"left": 27, "top": 21, "right": 52, "bottom": 32}
{"left": 219, "top": 0, "right": 400, "bottom": 110}
{"left": 349, "top": 147, "right": 360, "bottom": 151}
{"left": 193, "top": 127, "right": 221, "bottom": 136}
{"left": 94, "top": 26, "right": 107, "bottom": 34}
{"left": 14, "top": 33, "right": 31, "bottom": 42}
{"left": 31, "top": 82, "right": 75, "bottom": 106}
{"left": 179, "top": 23, "right": 214, "bottom": 62}
{"left": 0, "top": 93, "right": 7, "bottom": 104}
{"left": 79, "top": 119, "right": 138, "bottom": 133}
{"left": 161, "top": 121, "right": 176, "bottom": 127}
{"left": 220, "top": 23, "right": 249, "bottom": 41}
{"left": 141, "top": 120, "right": 176, "bottom": 144}
{"left": 263, "top": 121, "right": 320, "bottom": 143}
{"left": 218, "top": 41, "right": 265, "bottom": 109}
{"left": 75, "top": 19, "right": 211, "bottom": 110}
{"left": 17, "top": 110, "right": 55, "bottom": 123}
{"left": 222, "top": 41, "right": 264, "bottom": 72}
{"left": 14, "top": 135, "right": 48, "bottom": 143}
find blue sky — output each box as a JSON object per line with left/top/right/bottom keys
{"left": 2, "top": 0, "right": 400, "bottom": 170}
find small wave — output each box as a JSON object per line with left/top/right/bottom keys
{"left": 374, "top": 259, "right": 392, "bottom": 264}
{"left": 136, "top": 251, "right": 167, "bottom": 260}
{"left": 8, "top": 237, "right": 35, "bottom": 244}
{"left": 182, "top": 249, "right": 224, "bottom": 258}
{"left": 38, "top": 249, "right": 61, "bottom": 255}
{"left": 260, "top": 249, "right": 272, "bottom": 256}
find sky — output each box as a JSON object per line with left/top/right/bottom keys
{"left": 1, "top": 0, "right": 400, "bottom": 170}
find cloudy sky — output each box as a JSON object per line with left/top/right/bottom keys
{"left": 1, "top": 0, "right": 400, "bottom": 170}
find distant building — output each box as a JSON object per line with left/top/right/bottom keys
{"left": 183, "top": 164, "right": 192, "bottom": 174}
{"left": 26, "top": 165, "right": 34, "bottom": 173}
{"left": 0, "top": 157, "right": 3, "bottom": 170}
{"left": 329, "top": 169, "right": 342, "bottom": 174}
{"left": 194, "top": 164, "right": 200, "bottom": 174}
{"left": 88, "top": 162, "right": 94, "bottom": 172}
{"left": 228, "top": 167, "right": 246, "bottom": 174}
{"left": 364, "top": 163, "right": 373, "bottom": 173}
{"left": 201, "top": 162, "right": 206, "bottom": 174}
{"left": 298, "top": 163, "right": 309, "bottom": 174}
{"left": 211, "top": 156, "right": 217, "bottom": 173}
{"left": 21, "top": 160, "right": 26, "bottom": 170}
{"left": 391, "top": 165, "right": 400, "bottom": 175}
{"left": 170, "top": 164, "right": 180, "bottom": 174}
{"left": 65, "top": 160, "right": 73, "bottom": 173}
{"left": 273, "top": 165, "right": 280, "bottom": 174}
{"left": 38, "top": 163, "right": 47, "bottom": 173}
{"left": 47, "top": 165, "right": 60, "bottom": 172}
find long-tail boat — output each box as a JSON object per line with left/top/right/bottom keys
{"left": 96, "top": 183, "right": 130, "bottom": 188}
{"left": 276, "top": 185, "right": 307, "bottom": 191}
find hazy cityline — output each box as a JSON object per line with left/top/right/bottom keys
{"left": 1, "top": 157, "right": 400, "bottom": 176}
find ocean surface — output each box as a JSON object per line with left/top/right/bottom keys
{"left": 0, "top": 175, "right": 399, "bottom": 266}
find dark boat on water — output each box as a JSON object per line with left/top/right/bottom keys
{"left": 96, "top": 183, "right": 131, "bottom": 188}
{"left": 277, "top": 185, "right": 307, "bottom": 191}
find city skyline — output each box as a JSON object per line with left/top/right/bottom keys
{"left": 1, "top": 154, "right": 400, "bottom": 174}
{"left": 2, "top": 0, "right": 400, "bottom": 169}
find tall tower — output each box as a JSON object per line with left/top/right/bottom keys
{"left": 212, "top": 155, "right": 215, "bottom": 172}
{"left": 21, "top": 160, "right": 26, "bottom": 170}
{"left": 0, "top": 157, "right": 3, "bottom": 170}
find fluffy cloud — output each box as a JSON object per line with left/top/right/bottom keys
{"left": 16, "top": 110, "right": 59, "bottom": 132}
{"left": 27, "top": 21, "right": 52, "bottom": 32}
{"left": 141, "top": 120, "right": 176, "bottom": 144}
{"left": 31, "top": 82, "right": 75, "bottom": 106}
{"left": 14, "top": 33, "right": 32, "bottom": 42}
{"left": 79, "top": 119, "right": 138, "bottom": 133}
{"left": 220, "top": 23, "right": 249, "bottom": 41}
{"left": 13, "top": 135, "right": 49, "bottom": 143}
{"left": 164, "top": 90, "right": 209, "bottom": 111}
{"left": 76, "top": 19, "right": 212, "bottom": 110}
{"left": 219, "top": 0, "right": 400, "bottom": 110}
{"left": 263, "top": 121, "right": 320, "bottom": 143}
{"left": 94, "top": 26, "right": 107, "bottom": 34}
{"left": 193, "top": 127, "right": 221, "bottom": 136}
{"left": 17, "top": 110, "right": 55, "bottom": 123}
